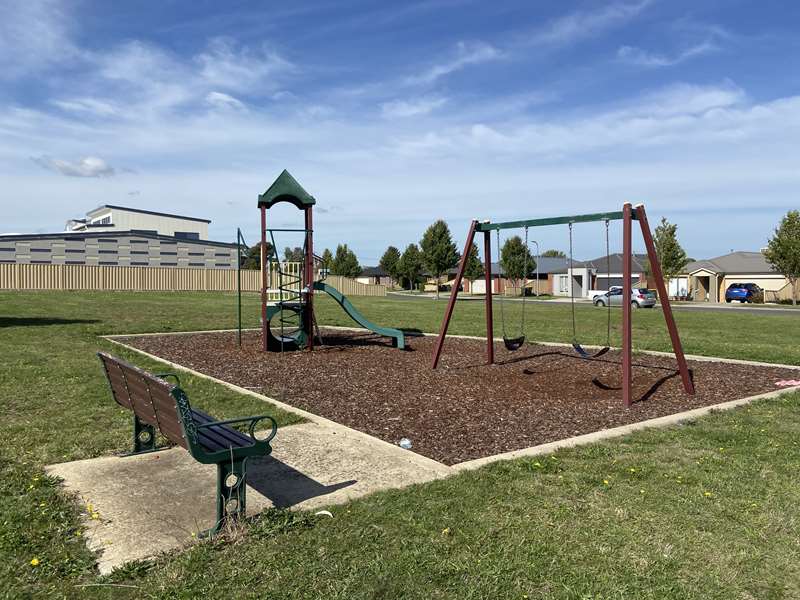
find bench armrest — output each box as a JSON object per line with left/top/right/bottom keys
{"left": 155, "top": 372, "right": 182, "bottom": 386}
{"left": 196, "top": 414, "right": 278, "bottom": 444}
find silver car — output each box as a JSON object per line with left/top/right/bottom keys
{"left": 594, "top": 287, "right": 656, "bottom": 308}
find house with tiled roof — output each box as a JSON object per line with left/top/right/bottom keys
{"left": 683, "top": 251, "right": 792, "bottom": 302}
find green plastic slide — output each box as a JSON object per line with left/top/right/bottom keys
{"left": 313, "top": 281, "right": 405, "bottom": 349}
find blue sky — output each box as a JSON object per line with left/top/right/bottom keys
{"left": 1, "top": 0, "right": 799, "bottom": 263}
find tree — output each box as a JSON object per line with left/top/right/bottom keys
{"left": 283, "top": 246, "right": 304, "bottom": 262}
{"left": 764, "top": 210, "right": 800, "bottom": 306}
{"left": 653, "top": 217, "right": 688, "bottom": 295}
{"left": 242, "top": 241, "right": 273, "bottom": 269}
{"left": 320, "top": 248, "right": 333, "bottom": 273}
{"left": 330, "top": 244, "right": 361, "bottom": 278}
{"left": 420, "top": 220, "right": 459, "bottom": 299}
{"left": 500, "top": 235, "right": 536, "bottom": 295}
{"left": 541, "top": 249, "right": 566, "bottom": 258}
{"left": 379, "top": 246, "right": 401, "bottom": 288}
{"left": 397, "top": 243, "right": 423, "bottom": 290}
{"left": 462, "top": 243, "right": 484, "bottom": 294}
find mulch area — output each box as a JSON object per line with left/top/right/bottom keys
{"left": 118, "top": 330, "right": 799, "bottom": 465}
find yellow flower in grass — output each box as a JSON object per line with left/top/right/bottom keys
{"left": 603, "top": 479, "right": 610, "bottom": 486}
{"left": 704, "top": 491, "right": 713, "bottom": 498}
{"left": 30, "top": 558, "right": 40, "bottom": 567}
{"left": 441, "top": 527, "right": 451, "bottom": 536}
{"left": 90, "top": 512, "right": 100, "bottom": 520}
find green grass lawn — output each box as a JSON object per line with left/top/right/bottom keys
{"left": 2, "top": 291, "right": 800, "bottom": 598}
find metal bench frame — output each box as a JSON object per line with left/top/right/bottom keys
{"left": 98, "top": 352, "right": 277, "bottom": 536}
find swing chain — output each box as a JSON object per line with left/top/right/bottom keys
{"left": 568, "top": 222, "right": 577, "bottom": 344}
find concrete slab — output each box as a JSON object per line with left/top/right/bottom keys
{"left": 47, "top": 421, "right": 451, "bottom": 574}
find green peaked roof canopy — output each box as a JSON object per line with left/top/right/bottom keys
{"left": 257, "top": 169, "right": 316, "bottom": 209}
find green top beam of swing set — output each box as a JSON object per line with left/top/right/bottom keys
{"left": 475, "top": 209, "right": 638, "bottom": 232}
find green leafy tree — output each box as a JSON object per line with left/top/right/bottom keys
{"left": 379, "top": 246, "right": 402, "bottom": 288}
{"left": 541, "top": 249, "right": 566, "bottom": 258}
{"left": 330, "top": 244, "right": 361, "bottom": 278}
{"left": 320, "top": 248, "right": 333, "bottom": 272}
{"left": 653, "top": 217, "right": 688, "bottom": 295}
{"left": 500, "top": 236, "right": 536, "bottom": 295}
{"left": 462, "top": 243, "right": 484, "bottom": 294}
{"left": 764, "top": 210, "right": 800, "bottom": 306}
{"left": 242, "top": 241, "right": 273, "bottom": 269}
{"left": 420, "top": 220, "right": 459, "bottom": 298}
{"left": 283, "top": 246, "right": 304, "bottom": 262}
{"left": 397, "top": 243, "right": 423, "bottom": 290}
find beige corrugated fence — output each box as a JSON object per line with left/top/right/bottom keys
{"left": 0, "top": 263, "right": 386, "bottom": 296}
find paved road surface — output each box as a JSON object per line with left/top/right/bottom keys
{"left": 387, "top": 292, "right": 798, "bottom": 316}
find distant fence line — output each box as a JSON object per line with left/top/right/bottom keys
{"left": 0, "top": 263, "right": 386, "bottom": 297}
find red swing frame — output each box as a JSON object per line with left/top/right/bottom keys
{"left": 430, "top": 203, "right": 695, "bottom": 407}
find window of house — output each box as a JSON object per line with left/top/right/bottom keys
{"left": 93, "top": 216, "right": 111, "bottom": 225}
{"left": 175, "top": 232, "right": 200, "bottom": 240}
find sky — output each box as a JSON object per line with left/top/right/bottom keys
{"left": 1, "top": 0, "right": 799, "bottom": 264}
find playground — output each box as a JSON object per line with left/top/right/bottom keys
{"left": 115, "top": 328, "right": 798, "bottom": 465}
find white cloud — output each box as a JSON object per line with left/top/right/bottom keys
{"left": 618, "top": 40, "right": 718, "bottom": 67}
{"left": 31, "top": 156, "right": 116, "bottom": 178}
{"left": 195, "top": 37, "right": 293, "bottom": 92}
{"left": 406, "top": 41, "right": 502, "bottom": 85}
{"left": 0, "top": 0, "right": 80, "bottom": 78}
{"left": 381, "top": 96, "right": 447, "bottom": 118}
{"left": 205, "top": 91, "right": 246, "bottom": 111}
{"left": 51, "top": 98, "right": 120, "bottom": 117}
{"left": 526, "top": 0, "right": 652, "bottom": 47}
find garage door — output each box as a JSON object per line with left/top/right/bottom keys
{"left": 471, "top": 278, "right": 486, "bottom": 294}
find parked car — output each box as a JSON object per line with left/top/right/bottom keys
{"left": 725, "top": 282, "right": 763, "bottom": 303}
{"left": 594, "top": 287, "right": 656, "bottom": 308}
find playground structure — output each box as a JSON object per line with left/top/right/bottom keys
{"left": 431, "top": 203, "right": 696, "bottom": 407}
{"left": 252, "top": 170, "right": 405, "bottom": 352}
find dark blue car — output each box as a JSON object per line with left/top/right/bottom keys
{"left": 725, "top": 282, "right": 763, "bottom": 303}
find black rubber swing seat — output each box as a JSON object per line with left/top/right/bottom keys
{"left": 503, "top": 336, "right": 526, "bottom": 351}
{"left": 572, "top": 343, "right": 610, "bottom": 359}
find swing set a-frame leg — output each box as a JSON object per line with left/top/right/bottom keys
{"left": 431, "top": 220, "right": 478, "bottom": 369}
{"left": 634, "top": 204, "right": 695, "bottom": 396}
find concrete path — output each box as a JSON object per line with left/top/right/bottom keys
{"left": 47, "top": 420, "right": 451, "bottom": 575}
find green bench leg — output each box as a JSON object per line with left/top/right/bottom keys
{"left": 123, "top": 416, "right": 157, "bottom": 456}
{"left": 203, "top": 458, "right": 248, "bottom": 537}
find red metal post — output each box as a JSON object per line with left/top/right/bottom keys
{"left": 431, "top": 220, "right": 478, "bottom": 369}
{"left": 622, "top": 203, "right": 633, "bottom": 406}
{"left": 634, "top": 204, "right": 695, "bottom": 395}
{"left": 304, "top": 207, "right": 315, "bottom": 351}
{"left": 260, "top": 205, "right": 269, "bottom": 352}
{"left": 483, "top": 229, "right": 494, "bottom": 365}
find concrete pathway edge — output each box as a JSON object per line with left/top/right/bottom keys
{"left": 451, "top": 385, "right": 800, "bottom": 472}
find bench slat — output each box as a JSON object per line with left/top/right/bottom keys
{"left": 101, "top": 360, "right": 133, "bottom": 410}
{"left": 192, "top": 410, "right": 253, "bottom": 451}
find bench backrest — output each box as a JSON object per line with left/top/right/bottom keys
{"left": 98, "top": 352, "right": 188, "bottom": 450}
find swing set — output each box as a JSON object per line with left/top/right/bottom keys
{"left": 431, "top": 203, "right": 695, "bottom": 407}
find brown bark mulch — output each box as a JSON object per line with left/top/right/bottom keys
{"left": 117, "top": 330, "right": 798, "bottom": 465}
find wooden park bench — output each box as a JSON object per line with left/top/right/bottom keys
{"left": 97, "top": 351, "right": 277, "bottom": 536}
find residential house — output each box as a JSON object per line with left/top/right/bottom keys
{"left": 356, "top": 266, "right": 392, "bottom": 286}
{"left": 551, "top": 253, "right": 649, "bottom": 298}
{"left": 440, "top": 256, "right": 569, "bottom": 295}
{"left": 684, "top": 251, "right": 792, "bottom": 303}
